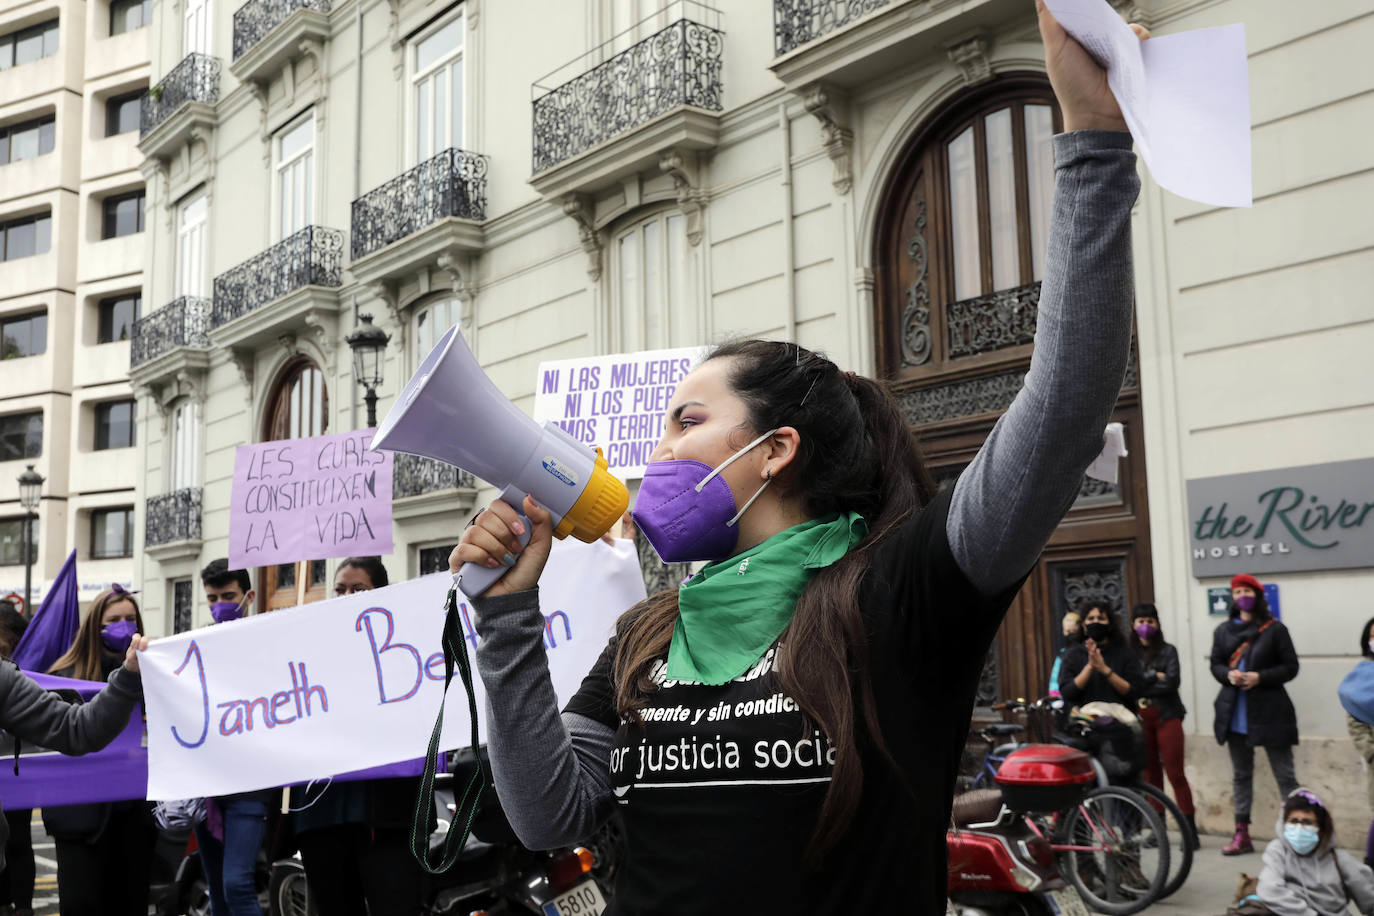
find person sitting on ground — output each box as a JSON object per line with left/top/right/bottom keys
{"left": 1254, "top": 789, "right": 1374, "bottom": 916}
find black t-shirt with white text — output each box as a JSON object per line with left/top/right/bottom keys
{"left": 564, "top": 488, "right": 1021, "bottom": 915}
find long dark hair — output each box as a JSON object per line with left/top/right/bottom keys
{"left": 1131, "top": 602, "right": 1164, "bottom": 667}
{"left": 1077, "top": 599, "right": 1128, "bottom": 645}
{"left": 49, "top": 589, "right": 145, "bottom": 682}
{"left": 338, "top": 556, "right": 389, "bottom": 589}
{"left": 1235, "top": 588, "right": 1273, "bottom": 623}
{"left": 1360, "top": 616, "right": 1374, "bottom": 660}
{"left": 613, "top": 340, "right": 936, "bottom": 857}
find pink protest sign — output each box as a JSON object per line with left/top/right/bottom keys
{"left": 229, "top": 428, "right": 393, "bottom": 570}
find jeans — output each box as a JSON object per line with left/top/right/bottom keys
{"left": 194, "top": 797, "right": 268, "bottom": 916}
{"left": 1226, "top": 731, "right": 1299, "bottom": 823}
{"left": 1141, "top": 707, "right": 1195, "bottom": 816}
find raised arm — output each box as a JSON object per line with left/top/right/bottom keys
{"left": 0, "top": 663, "right": 141, "bottom": 755}
{"left": 470, "top": 588, "right": 615, "bottom": 850}
{"left": 947, "top": 6, "right": 1143, "bottom": 595}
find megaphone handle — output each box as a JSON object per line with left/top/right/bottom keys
{"left": 455, "top": 486, "right": 534, "bottom": 597}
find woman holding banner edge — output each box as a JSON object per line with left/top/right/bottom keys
{"left": 456, "top": 4, "right": 1148, "bottom": 914}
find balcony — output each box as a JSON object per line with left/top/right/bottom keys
{"left": 139, "top": 53, "right": 221, "bottom": 163}
{"left": 530, "top": 5, "right": 723, "bottom": 200}
{"left": 145, "top": 487, "right": 203, "bottom": 561}
{"left": 348, "top": 148, "right": 488, "bottom": 289}
{"left": 392, "top": 454, "right": 478, "bottom": 520}
{"left": 231, "top": 0, "right": 331, "bottom": 87}
{"left": 209, "top": 226, "right": 344, "bottom": 351}
{"left": 129, "top": 297, "right": 212, "bottom": 390}
{"left": 769, "top": 0, "right": 1024, "bottom": 91}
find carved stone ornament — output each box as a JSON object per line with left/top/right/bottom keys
{"left": 436, "top": 251, "right": 478, "bottom": 302}
{"left": 249, "top": 83, "right": 272, "bottom": 161}
{"left": 229, "top": 349, "right": 255, "bottom": 402}
{"left": 298, "top": 38, "right": 328, "bottom": 111}
{"left": 947, "top": 35, "right": 993, "bottom": 87}
{"left": 561, "top": 194, "right": 604, "bottom": 281}
{"left": 802, "top": 84, "right": 854, "bottom": 196}
{"left": 365, "top": 282, "right": 404, "bottom": 347}
{"left": 658, "top": 151, "right": 707, "bottom": 246}
{"left": 901, "top": 194, "right": 932, "bottom": 366}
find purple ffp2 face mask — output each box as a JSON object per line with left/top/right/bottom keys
{"left": 101, "top": 619, "right": 138, "bottom": 653}
{"left": 210, "top": 600, "right": 244, "bottom": 623}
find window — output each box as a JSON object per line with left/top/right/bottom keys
{"left": 177, "top": 192, "right": 207, "bottom": 296}
{"left": 0, "top": 20, "right": 59, "bottom": 70}
{"left": 170, "top": 398, "right": 198, "bottom": 488}
{"left": 91, "top": 507, "right": 134, "bottom": 559}
{"left": 411, "top": 15, "right": 462, "bottom": 163}
{"left": 98, "top": 294, "right": 140, "bottom": 343}
{"left": 0, "top": 412, "right": 42, "bottom": 460}
{"left": 609, "top": 0, "right": 668, "bottom": 54}
{"left": 419, "top": 545, "right": 455, "bottom": 576}
{"left": 0, "top": 311, "right": 46, "bottom": 359}
{"left": 101, "top": 190, "right": 145, "bottom": 239}
{"left": 95, "top": 400, "right": 136, "bottom": 450}
{"left": 109, "top": 0, "right": 151, "bottom": 35}
{"left": 274, "top": 117, "right": 313, "bottom": 239}
{"left": 105, "top": 91, "right": 142, "bottom": 136}
{"left": 266, "top": 360, "right": 327, "bottom": 440}
{"left": 614, "top": 210, "right": 692, "bottom": 352}
{"left": 0, "top": 116, "right": 55, "bottom": 165}
{"left": 184, "top": 0, "right": 210, "bottom": 55}
{"left": 0, "top": 517, "right": 37, "bottom": 566}
{"left": 173, "top": 578, "right": 194, "bottom": 633}
{"left": 412, "top": 298, "right": 457, "bottom": 365}
{"left": 0, "top": 212, "right": 52, "bottom": 261}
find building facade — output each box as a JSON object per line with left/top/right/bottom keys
{"left": 0, "top": 0, "right": 147, "bottom": 610}
{"left": 129, "top": 0, "right": 1373, "bottom": 836}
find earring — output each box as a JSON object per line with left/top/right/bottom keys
{"left": 765, "top": 468, "right": 773, "bottom": 480}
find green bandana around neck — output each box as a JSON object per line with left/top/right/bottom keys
{"left": 666, "top": 511, "right": 868, "bottom": 686}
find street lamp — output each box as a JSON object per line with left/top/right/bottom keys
{"left": 345, "top": 313, "right": 391, "bottom": 427}
{"left": 17, "top": 464, "right": 43, "bottom": 616}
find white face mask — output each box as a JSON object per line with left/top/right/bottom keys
{"left": 1368, "top": 639, "right": 1374, "bottom": 656}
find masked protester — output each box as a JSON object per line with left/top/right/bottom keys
{"left": 0, "top": 602, "right": 32, "bottom": 916}
{"left": 1058, "top": 602, "right": 1143, "bottom": 708}
{"left": 1048, "top": 611, "right": 1082, "bottom": 699}
{"left": 196, "top": 560, "right": 272, "bottom": 916}
{"left": 1339, "top": 616, "right": 1374, "bottom": 868}
{"left": 1252, "top": 789, "right": 1374, "bottom": 916}
{"left": 1131, "top": 603, "right": 1198, "bottom": 850}
{"left": 451, "top": 10, "right": 1148, "bottom": 909}
{"left": 41, "top": 586, "right": 156, "bottom": 916}
{"left": 1212, "top": 573, "right": 1301, "bottom": 856}
{"left": 292, "top": 558, "right": 425, "bottom": 916}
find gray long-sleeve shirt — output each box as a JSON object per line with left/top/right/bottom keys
{"left": 1259, "top": 835, "right": 1374, "bottom": 916}
{"left": 0, "top": 662, "right": 143, "bottom": 865}
{"left": 472, "top": 130, "right": 1140, "bottom": 854}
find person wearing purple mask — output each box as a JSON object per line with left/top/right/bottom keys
{"left": 1131, "top": 602, "right": 1198, "bottom": 850}
{"left": 1211, "top": 573, "right": 1301, "bottom": 856}
{"left": 44, "top": 586, "right": 156, "bottom": 916}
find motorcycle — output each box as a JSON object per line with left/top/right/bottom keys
{"left": 268, "top": 746, "right": 621, "bottom": 916}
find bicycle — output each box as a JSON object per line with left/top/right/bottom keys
{"left": 959, "top": 700, "right": 1174, "bottom": 914}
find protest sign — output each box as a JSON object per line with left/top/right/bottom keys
{"left": 0, "top": 671, "right": 146, "bottom": 811}
{"left": 140, "top": 536, "right": 647, "bottom": 800}
{"left": 532, "top": 346, "right": 707, "bottom": 479}
{"left": 229, "top": 428, "right": 394, "bottom": 570}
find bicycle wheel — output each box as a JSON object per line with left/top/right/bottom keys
{"left": 1057, "top": 786, "right": 1168, "bottom": 915}
{"left": 1131, "top": 780, "right": 1194, "bottom": 900}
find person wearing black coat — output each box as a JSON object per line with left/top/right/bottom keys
{"left": 1058, "top": 603, "right": 1144, "bottom": 708}
{"left": 1211, "top": 573, "right": 1300, "bottom": 856}
{"left": 1131, "top": 603, "right": 1199, "bottom": 849}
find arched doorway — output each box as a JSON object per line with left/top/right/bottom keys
{"left": 872, "top": 75, "right": 1154, "bottom": 708}
{"left": 260, "top": 358, "right": 330, "bottom": 610}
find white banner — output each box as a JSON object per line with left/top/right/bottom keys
{"left": 140, "top": 538, "right": 647, "bottom": 800}
{"left": 532, "top": 346, "right": 707, "bottom": 479}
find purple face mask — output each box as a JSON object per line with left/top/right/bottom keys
{"left": 1134, "top": 622, "right": 1158, "bottom": 639}
{"left": 1234, "top": 595, "right": 1256, "bottom": 613}
{"left": 631, "top": 428, "right": 777, "bottom": 564}
{"left": 210, "top": 600, "right": 244, "bottom": 624}
{"left": 101, "top": 619, "right": 138, "bottom": 653}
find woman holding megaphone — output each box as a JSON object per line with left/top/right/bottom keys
{"left": 456, "top": 5, "right": 1148, "bottom": 913}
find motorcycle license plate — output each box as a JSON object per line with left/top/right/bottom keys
{"left": 541, "top": 880, "right": 607, "bottom": 916}
{"left": 1047, "top": 887, "right": 1091, "bottom": 916}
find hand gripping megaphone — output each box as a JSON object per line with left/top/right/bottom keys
{"left": 370, "top": 326, "right": 628, "bottom": 595}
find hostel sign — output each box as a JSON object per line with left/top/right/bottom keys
{"left": 1185, "top": 458, "right": 1374, "bottom": 577}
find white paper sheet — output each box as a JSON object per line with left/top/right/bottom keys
{"left": 1043, "top": 0, "right": 1252, "bottom": 208}
{"left": 1086, "top": 421, "right": 1128, "bottom": 484}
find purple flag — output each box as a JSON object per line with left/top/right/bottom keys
{"left": 12, "top": 549, "right": 79, "bottom": 673}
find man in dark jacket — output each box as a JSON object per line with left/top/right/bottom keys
{"left": 1211, "top": 573, "right": 1300, "bottom": 856}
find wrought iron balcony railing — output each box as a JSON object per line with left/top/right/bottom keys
{"left": 393, "top": 454, "right": 477, "bottom": 499}
{"left": 145, "top": 488, "right": 203, "bottom": 547}
{"left": 350, "top": 149, "right": 488, "bottom": 261}
{"left": 233, "top": 0, "right": 330, "bottom": 60}
{"left": 773, "top": 0, "right": 891, "bottom": 56}
{"left": 531, "top": 9, "right": 724, "bottom": 174}
{"left": 130, "top": 297, "right": 211, "bottom": 368}
{"left": 211, "top": 226, "right": 344, "bottom": 329}
{"left": 141, "top": 53, "right": 222, "bottom": 138}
